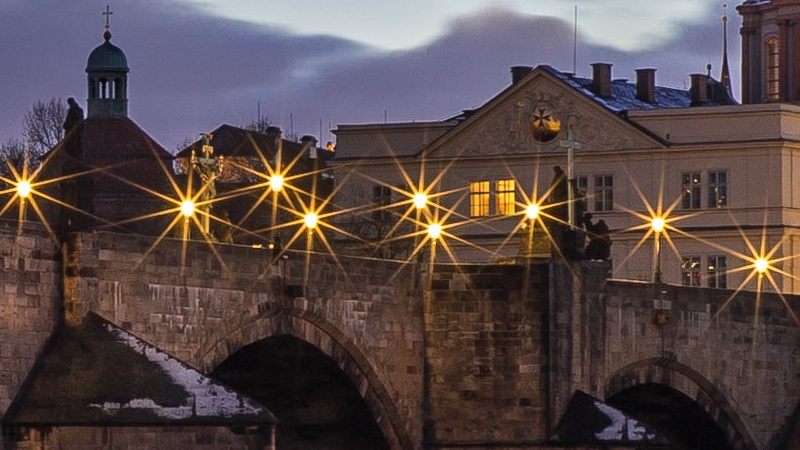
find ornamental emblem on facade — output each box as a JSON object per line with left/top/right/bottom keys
{"left": 530, "top": 106, "right": 561, "bottom": 143}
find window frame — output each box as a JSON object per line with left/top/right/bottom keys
{"left": 681, "top": 172, "right": 702, "bottom": 210}
{"left": 469, "top": 180, "right": 491, "bottom": 217}
{"left": 495, "top": 179, "right": 516, "bottom": 216}
{"left": 681, "top": 256, "right": 702, "bottom": 287}
{"left": 766, "top": 37, "right": 780, "bottom": 101}
{"left": 707, "top": 170, "right": 728, "bottom": 208}
{"left": 707, "top": 255, "right": 727, "bottom": 289}
{"left": 593, "top": 174, "right": 614, "bottom": 212}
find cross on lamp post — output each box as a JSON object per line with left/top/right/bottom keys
{"left": 559, "top": 123, "right": 581, "bottom": 228}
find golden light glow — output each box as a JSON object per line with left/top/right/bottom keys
{"left": 269, "top": 175, "right": 284, "bottom": 192}
{"left": 651, "top": 217, "right": 665, "bottom": 233}
{"left": 181, "top": 200, "right": 195, "bottom": 218}
{"left": 755, "top": 257, "right": 769, "bottom": 274}
{"left": 304, "top": 212, "right": 318, "bottom": 230}
{"left": 525, "top": 203, "right": 540, "bottom": 220}
{"left": 16, "top": 181, "right": 31, "bottom": 199}
{"left": 413, "top": 192, "right": 428, "bottom": 210}
{"left": 427, "top": 222, "right": 442, "bottom": 240}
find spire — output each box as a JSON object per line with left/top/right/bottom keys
{"left": 720, "top": 3, "right": 734, "bottom": 99}
{"left": 102, "top": 5, "right": 113, "bottom": 41}
{"left": 86, "top": 5, "right": 129, "bottom": 118}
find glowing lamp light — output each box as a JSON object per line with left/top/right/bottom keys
{"left": 413, "top": 192, "right": 427, "bottom": 210}
{"left": 427, "top": 223, "right": 442, "bottom": 240}
{"left": 525, "top": 203, "right": 540, "bottom": 220}
{"left": 269, "top": 175, "right": 284, "bottom": 192}
{"left": 651, "top": 217, "right": 665, "bottom": 233}
{"left": 755, "top": 258, "right": 769, "bottom": 274}
{"left": 304, "top": 212, "right": 318, "bottom": 230}
{"left": 181, "top": 200, "right": 195, "bottom": 218}
{"left": 16, "top": 181, "right": 31, "bottom": 199}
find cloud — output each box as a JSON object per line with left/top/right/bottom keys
{"left": 0, "top": 0, "right": 740, "bottom": 151}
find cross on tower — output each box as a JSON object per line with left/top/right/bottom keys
{"left": 102, "top": 5, "right": 113, "bottom": 31}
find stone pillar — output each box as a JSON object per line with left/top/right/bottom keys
{"left": 62, "top": 232, "right": 99, "bottom": 326}
{"left": 740, "top": 27, "right": 753, "bottom": 103}
{"left": 547, "top": 259, "right": 610, "bottom": 431}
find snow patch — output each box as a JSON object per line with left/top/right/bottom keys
{"left": 593, "top": 400, "right": 658, "bottom": 442}
{"left": 100, "top": 323, "right": 264, "bottom": 420}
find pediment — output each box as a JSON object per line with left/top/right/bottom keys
{"left": 422, "top": 70, "right": 664, "bottom": 159}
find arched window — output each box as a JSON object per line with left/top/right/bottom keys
{"left": 766, "top": 37, "right": 779, "bottom": 101}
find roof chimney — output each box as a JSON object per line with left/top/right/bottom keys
{"left": 690, "top": 74, "right": 709, "bottom": 106}
{"left": 265, "top": 126, "right": 282, "bottom": 146}
{"left": 301, "top": 135, "right": 318, "bottom": 159}
{"left": 591, "top": 63, "right": 613, "bottom": 99}
{"left": 635, "top": 68, "right": 657, "bottom": 103}
{"left": 510, "top": 66, "right": 533, "bottom": 84}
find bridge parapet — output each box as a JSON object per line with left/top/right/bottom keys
{"left": 597, "top": 280, "right": 800, "bottom": 449}
{"left": 0, "top": 222, "right": 60, "bottom": 419}
{"left": 61, "top": 231, "right": 424, "bottom": 450}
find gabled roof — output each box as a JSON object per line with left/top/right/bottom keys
{"left": 81, "top": 116, "right": 173, "bottom": 163}
{"left": 539, "top": 65, "right": 736, "bottom": 111}
{"left": 419, "top": 64, "right": 674, "bottom": 158}
{"left": 3, "top": 313, "right": 275, "bottom": 427}
{"left": 175, "top": 124, "right": 305, "bottom": 159}
{"left": 44, "top": 116, "right": 173, "bottom": 162}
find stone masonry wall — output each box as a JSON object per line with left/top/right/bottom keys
{"left": 0, "top": 221, "right": 61, "bottom": 422}
{"left": 62, "top": 231, "right": 425, "bottom": 450}
{"left": 423, "top": 263, "right": 551, "bottom": 449}
{"left": 7, "top": 426, "right": 271, "bottom": 450}
{"left": 599, "top": 281, "right": 800, "bottom": 450}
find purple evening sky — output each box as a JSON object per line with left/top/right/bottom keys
{"left": 0, "top": 0, "right": 739, "bottom": 151}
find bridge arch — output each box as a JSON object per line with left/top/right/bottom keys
{"left": 605, "top": 357, "right": 757, "bottom": 450}
{"left": 193, "top": 306, "right": 416, "bottom": 450}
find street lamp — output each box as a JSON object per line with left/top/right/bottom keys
{"left": 427, "top": 222, "right": 442, "bottom": 241}
{"left": 181, "top": 200, "right": 195, "bottom": 220}
{"left": 16, "top": 181, "right": 31, "bottom": 199}
{"left": 525, "top": 203, "right": 540, "bottom": 220}
{"left": 651, "top": 217, "right": 665, "bottom": 283}
{"left": 755, "top": 257, "right": 769, "bottom": 277}
{"left": 413, "top": 192, "right": 427, "bottom": 210}
{"left": 304, "top": 212, "right": 318, "bottom": 230}
{"left": 269, "top": 175, "right": 284, "bottom": 192}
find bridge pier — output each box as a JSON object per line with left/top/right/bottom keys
{"left": 547, "top": 259, "right": 610, "bottom": 431}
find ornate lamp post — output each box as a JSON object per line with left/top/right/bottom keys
{"left": 651, "top": 217, "right": 665, "bottom": 283}
{"left": 191, "top": 133, "right": 224, "bottom": 235}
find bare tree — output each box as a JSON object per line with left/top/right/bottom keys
{"left": 244, "top": 116, "right": 272, "bottom": 134}
{"left": 0, "top": 138, "right": 32, "bottom": 179}
{"left": 24, "top": 97, "right": 66, "bottom": 156}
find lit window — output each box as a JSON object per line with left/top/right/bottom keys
{"left": 681, "top": 256, "right": 702, "bottom": 287}
{"left": 707, "top": 255, "right": 727, "bottom": 289}
{"left": 766, "top": 37, "right": 779, "bottom": 101}
{"left": 594, "top": 175, "right": 614, "bottom": 212}
{"left": 708, "top": 171, "right": 727, "bottom": 208}
{"left": 470, "top": 181, "right": 490, "bottom": 217}
{"left": 496, "top": 179, "right": 516, "bottom": 216}
{"left": 681, "top": 173, "right": 701, "bottom": 209}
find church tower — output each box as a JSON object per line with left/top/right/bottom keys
{"left": 85, "top": 8, "right": 128, "bottom": 118}
{"left": 738, "top": 0, "right": 800, "bottom": 103}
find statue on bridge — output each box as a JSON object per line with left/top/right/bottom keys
{"left": 583, "top": 212, "right": 611, "bottom": 261}
{"left": 191, "top": 133, "right": 225, "bottom": 236}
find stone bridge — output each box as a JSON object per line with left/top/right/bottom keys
{"left": 1, "top": 222, "right": 799, "bottom": 449}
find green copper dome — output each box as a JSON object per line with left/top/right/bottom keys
{"left": 86, "top": 31, "right": 129, "bottom": 73}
